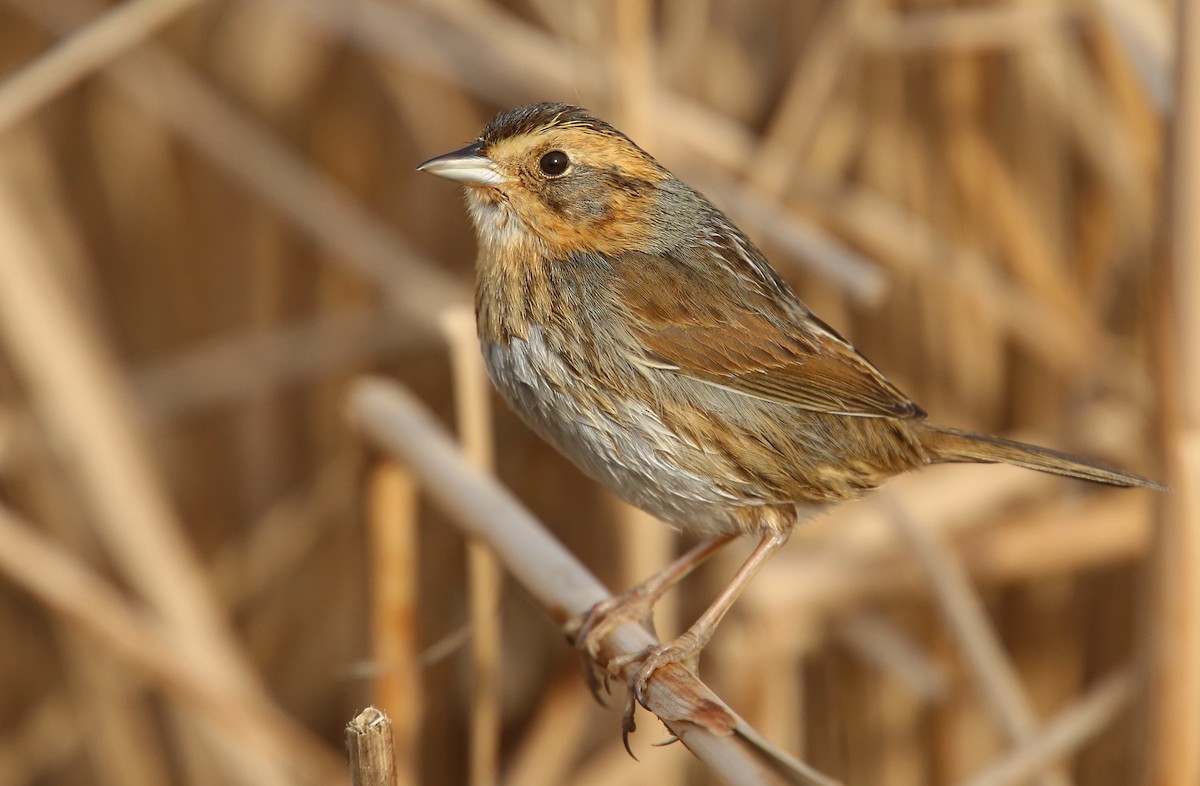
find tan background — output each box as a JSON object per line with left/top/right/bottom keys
{"left": 0, "top": 1, "right": 1189, "bottom": 785}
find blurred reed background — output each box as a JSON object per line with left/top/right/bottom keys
{"left": 0, "top": 0, "right": 1194, "bottom": 785}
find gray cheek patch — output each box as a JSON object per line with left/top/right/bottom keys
{"left": 538, "top": 166, "right": 623, "bottom": 221}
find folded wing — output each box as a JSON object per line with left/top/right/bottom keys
{"left": 609, "top": 245, "right": 924, "bottom": 420}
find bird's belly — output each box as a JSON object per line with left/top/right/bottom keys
{"left": 481, "top": 328, "right": 816, "bottom": 536}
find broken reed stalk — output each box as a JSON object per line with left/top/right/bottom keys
{"left": 367, "top": 464, "right": 421, "bottom": 786}
{"left": 348, "top": 376, "right": 842, "bottom": 786}
{"left": 346, "top": 707, "right": 398, "bottom": 786}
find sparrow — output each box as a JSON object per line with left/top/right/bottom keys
{"left": 418, "top": 102, "right": 1163, "bottom": 706}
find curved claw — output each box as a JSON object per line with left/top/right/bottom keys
{"left": 621, "top": 692, "right": 640, "bottom": 760}
{"left": 566, "top": 534, "right": 745, "bottom": 755}
{"left": 580, "top": 652, "right": 611, "bottom": 705}
{"left": 616, "top": 659, "right": 683, "bottom": 759}
{"left": 610, "top": 634, "right": 705, "bottom": 759}
{"left": 567, "top": 594, "right": 659, "bottom": 706}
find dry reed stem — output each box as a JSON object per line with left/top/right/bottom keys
{"left": 11, "top": 0, "right": 466, "bottom": 326}
{"left": 570, "top": 738, "right": 689, "bottom": 786}
{"left": 104, "top": 46, "right": 465, "bottom": 321}
{"left": 750, "top": 487, "right": 1150, "bottom": 638}
{"left": 747, "top": 0, "right": 867, "bottom": 198}
{"left": 1087, "top": 14, "right": 1163, "bottom": 203}
{"left": 0, "top": 0, "right": 207, "bottom": 131}
{"left": 0, "top": 0, "right": 1169, "bottom": 781}
{"left": 957, "top": 493, "right": 1150, "bottom": 586}
{"left": 347, "top": 707, "right": 399, "bottom": 786}
{"left": 441, "top": 307, "right": 502, "bottom": 786}
{"left": 658, "top": 0, "right": 708, "bottom": 82}
{"left": 770, "top": 465, "right": 1055, "bottom": 583}
{"left": 616, "top": 502, "right": 681, "bottom": 647}
{"left": 367, "top": 464, "right": 421, "bottom": 786}
{"left": 1145, "top": 4, "right": 1200, "bottom": 785}
{"left": 278, "top": 0, "right": 885, "bottom": 303}
{"left": 1019, "top": 34, "right": 1153, "bottom": 244}
{"left": 857, "top": 5, "right": 1071, "bottom": 53}
{"left": 0, "top": 693, "right": 80, "bottom": 786}
{"left": 1095, "top": 0, "right": 1173, "bottom": 111}
{"left": 348, "top": 377, "right": 842, "bottom": 786}
{"left": 0, "top": 503, "right": 345, "bottom": 785}
{"left": 0, "top": 119, "right": 342, "bottom": 782}
{"left": 210, "top": 456, "right": 355, "bottom": 610}
{"left": 134, "top": 310, "right": 420, "bottom": 424}
{"left": 887, "top": 499, "right": 1072, "bottom": 786}
{"left": 500, "top": 669, "right": 595, "bottom": 786}
{"left": 836, "top": 612, "right": 948, "bottom": 703}
{"left": 932, "top": 52, "right": 1007, "bottom": 418}
{"left": 22, "top": 417, "right": 175, "bottom": 784}
{"left": 277, "top": 0, "right": 756, "bottom": 168}
{"left": 944, "top": 121, "right": 1101, "bottom": 354}
{"left": 959, "top": 670, "right": 1135, "bottom": 786}
{"left": 0, "top": 175, "right": 289, "bottom": 751}
{"left": 610, "top": 0, "right": 654, "bottom": 139}
{"left": 818, "top": 188, "right": 1098, "bottom": 374}
{"left": 712, "top": 578, "right": 817, "bottom": 764}
{"left": 613, "top": 502, "right": 681, "bottom": 786}
{"left": 55, "top": 631, "right": 171, "bottom": 786}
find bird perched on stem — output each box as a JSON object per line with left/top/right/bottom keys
{"left": 419, "top": 102, "right": 1163, "bottom": 719}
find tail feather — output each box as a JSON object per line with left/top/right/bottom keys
{"left": 919, "top": 424, "right": 1166, "bottom": 490}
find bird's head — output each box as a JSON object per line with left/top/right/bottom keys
{"left": 418, "top": 103, "right": 700, "bottom": 256}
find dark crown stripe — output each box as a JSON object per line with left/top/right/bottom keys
{"left": 479, "top": 102, "right": 633, "bottom": 146}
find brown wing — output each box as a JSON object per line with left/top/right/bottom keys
{"left": 609, "top": 246, "right": 924, "bottom": 420}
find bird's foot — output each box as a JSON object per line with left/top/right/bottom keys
{"left": 608, "top": 631, "right": 705, "bottom": 756}
{"left": 610, "top": 629, "right": 704, "bottom": 701}
{"left": 563, "top": 535, "right": 735, "bottom": 705}
{"left": 565, "top": 590, "right": 659, "bottom": 703}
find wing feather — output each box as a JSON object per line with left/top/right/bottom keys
{"left": 609, "top": 245, "right": 924, "bottom": 420}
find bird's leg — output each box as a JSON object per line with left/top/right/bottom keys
{"left": 615, "top": 530, "right": 791, "bottom": 701}
{"left": 566, "top": 534, "right": 735, "bottom": 699}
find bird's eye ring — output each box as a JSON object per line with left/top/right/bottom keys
{"left": 539, "top": 150, "right": 570, "bottom": 177}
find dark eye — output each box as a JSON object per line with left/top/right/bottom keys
{"left": 539, "top": 150, "right": 570, "bottom": 176}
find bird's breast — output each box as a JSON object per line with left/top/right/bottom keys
{"left": 479, "top": 325, "right": 773, "bottom": 534}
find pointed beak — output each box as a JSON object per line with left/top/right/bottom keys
{"left": 417, "top": 141, "right": 506, "bottom": 186}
